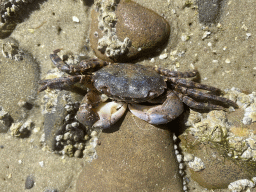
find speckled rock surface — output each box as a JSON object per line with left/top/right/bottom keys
{"left": 0, "top": 37, "right": 39, "bottom": 122}
{"left": 179, "top": 91, "right": 256, "bottom": 190}
{"left": 43, "top": 90, "right": 70, "bottom": 150}
{"left": 198, "top": 0, "right": 221, "bottom": 24}
{"left": 90, "top": 0, "right": 170, "bottom": 62}
{"left": 76, "top": 112, "right": 183, "bottom": 192}
{"left": 180, "top": 133, "right": 256, "bottom": 189}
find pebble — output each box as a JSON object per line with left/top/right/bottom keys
{"left": 198, "top": 0, "right": 221, "bottom": 24}
{"left": 225, "top": 58, "right": 231, "bottom": 63}
{"left": 159, "top": 53, "right": 168, "bottom": 59}
{"left": 0, "top": 106, "right": 12, "bottom": 133}
{"left": 39, "top": 161, "right": 44, "bottom": 167}
{"left": 90, "top": 0, "right": 170, "bottom": 62}
{"left": 25, "top": 175, "right": 35, "bottom": 189}
{"left": 72, "top": 16, "right": 79, "bottom": 23}
{"left": 202, "top": 31, "right": 211, "bottom": 40}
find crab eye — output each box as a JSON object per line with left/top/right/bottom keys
{"left": 99, "top": 86, "right": 109, "bottom": 94}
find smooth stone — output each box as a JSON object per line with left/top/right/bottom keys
{"left": 179, "top": 132, "right": 256, "bottom": 189}
{"left": 25, "top": 175, "right": 35, "bottom": 189}
{"left": 76, "top": 111, "right": 183, "bottom": 191}
{"left": 198, "top": 0, "right": 221, "bottom": 24}
{"left": 0, "top": 37, "right": 39, "bottom": 122}
{"left": 90, "top": 0, "right": 170, "bottom": 62}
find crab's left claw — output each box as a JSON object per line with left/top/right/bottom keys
{"left": 129, "top": 92, "right": 184, "bottom": 124}
{"left": 93, "top": 102, "right": 127, "bottom": 129}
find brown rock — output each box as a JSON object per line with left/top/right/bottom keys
{"left": 90, "top": 0, "right": 170, "bottom": 62}
{"left": 179, "top": 133, "right": 256, "bottom": 189}
{"left": 76, "top": 112, "right": 183, "bottom": 192}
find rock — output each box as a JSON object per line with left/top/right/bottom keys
{"left": 90, "top": 0, "right": 170, "bottom": 62}
{"left": 10, "top": 119, "right": 34, "bottom": 138}
{"left": 41, "top": 84, "right": 89, "bottom": 155}
{"left": 76, "top": 111, "right": 183, "bottom": 191}
{"left": 0, "top": 37, "right": 39, "bottom": 122}
{"left": 25, "top": 175, "right": 35, "bottom": 189}
{"left": 179, "top": 105, "right": 256, "bottom": 189}
{"left": 198, "top": 0, "right": 221, "bottom": 24}
{"left": 180, "top": 132, "right": 256, "bottom": 189}
{"left": 0, "top": 106, "right": 12, "bottom": 133}
{"left": 43, "top": 90, "right": 71, "bottom": 150}
{"left": 0, "top": 22, "right": 16, "bottom": 39}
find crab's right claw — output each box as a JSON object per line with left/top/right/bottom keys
{"left": 129, "top": 92, "right": 184, "bottom": 125}
{"left": 93, "top": 102, "right": 127, "bottom": 129}
{"left": 77, "top": 101, "right": 127, "bottom": 129}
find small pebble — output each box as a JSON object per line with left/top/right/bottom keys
{"left": 39, "top": 161, "right": 44, "bottom": 167}
{"left": 159, "top": 53, "right": 168, "bottom": 59}
{"left": 202, "top": 31, "right": 211, "bottom": 40}
{"left": 72, "top": 16, "right": 80, "bottom": 23}
{"left": 225, "top": 58, "right": 231, "bottom": 63}
{"left": 198, "top": 0, "right": 221, "bottom": 24}
{"left": 74, "top": 150, "right": 83, "bottom": 158}
{"left": 25, "top": 175, "right": 35, "bottom": 189}
{"left": 246, "top": 33, "right": 251, "bottom": 39}
{"left": 181, "top": 34, "right": 190, "bottom": 42}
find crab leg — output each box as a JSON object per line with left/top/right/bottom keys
{"left": 174, "top": 91, "right": 225, "bottom": 110}
{"left": 168, "top": 77, "right": 220, "bottom": 92}
{"left": 129, "top": 91, "right": 184, "bottom": 124}
{"left": 50, "top": 49, "right": 109, "bottom": 74}
{"left": 77, "top": 90, "right": 127, "bottom": 129}
{"left": 38, "top": 75, "right": 92, "bottom": 92}
{"left": 175, "top": 86, "right": 238, "bottom": 108}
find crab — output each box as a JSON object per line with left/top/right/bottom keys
{"left": 39, "top": 49, "right": 238, "bottom": 129}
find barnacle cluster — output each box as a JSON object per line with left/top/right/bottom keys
{"left": 0, "top": 0, "right": 34, "bottom": 23}
{"left": 40, "top": 68, "right": 100, "bottom": 158}
{"left": 94, "top": 0, "right": 131, "bottom": 58}
{"left": 225, "top": 87, "right": 256, "bottom": 125}
{"left": 10, "top": 119, "right": 34, "bottom": 137}
{"left": 53, "top": 99, "right": 100, "bottom": 159}
{"left": 1, "top": 37, "right": 24, "bottom": 60}
{"left": 0, "top": 106, "right": 12, "bottom": 133}
{"left": 182, "top": 88, "right": 256, "bottom": 161}
{"left": 228, "top": 178, "right": 256, "bottom": 192}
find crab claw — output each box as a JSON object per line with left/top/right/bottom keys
{"left": 129, "top": 92, "right": 184, "bottom": 124}
{"left": 92, "top": 102, "right": 127, "bottom": 129}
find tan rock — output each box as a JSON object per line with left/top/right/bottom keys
{"left": 76, "top": 112, "right": 183, "bottom": 191}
